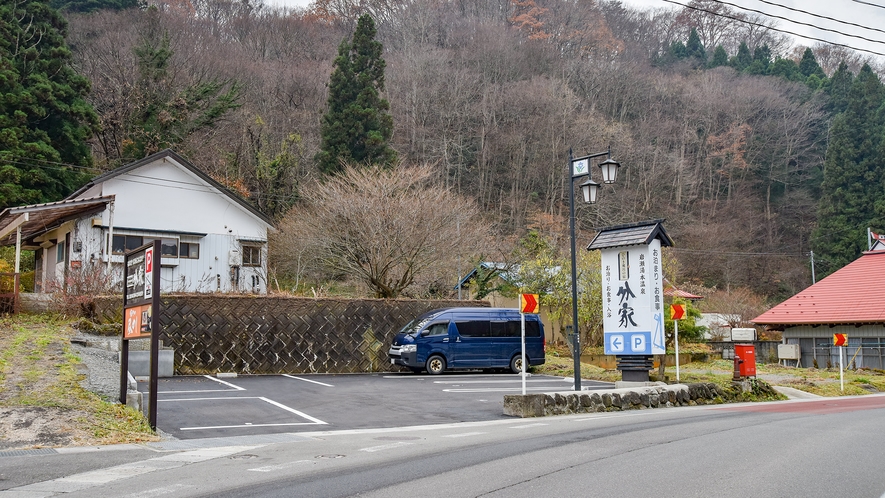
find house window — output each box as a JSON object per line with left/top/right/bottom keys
{"left": 56, "top": 242, "right": 65, "bottom": 263}
{"left": 242, "top": 245, "right": 261, "bottom": 267}
{"left": 180, "top": 242, "right": 200, "bottom": 259}
{"left": 160, "top": 238, "right": 178, "bottom": 257}
{"left": 112, "top": 235, "right": 144, "bottom": 254}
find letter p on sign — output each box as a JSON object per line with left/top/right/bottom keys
{"left": 520, "top": 294, "right": 539, "bottom": 314}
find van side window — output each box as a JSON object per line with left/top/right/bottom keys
{"left": 491, "top": 321, "right": 518, "bottom": 337}
{"left": 426, "top": 323, "right": 448, "bottom": 336}
{"left": 525, "top": 321, "right": 541, "bottom": 337}
{"left": 490, "top": 321, "right": 541, "bottom": 337}
{"left": 455, "top": 321, "right": 491, "bottom": 337}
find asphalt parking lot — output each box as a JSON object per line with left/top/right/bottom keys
{"left": 138, "top": 373, "right": 615, "bottom": 439}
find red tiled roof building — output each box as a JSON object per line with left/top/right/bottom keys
{"left": 753, "top": 249, "right": 885, "bottom": 368}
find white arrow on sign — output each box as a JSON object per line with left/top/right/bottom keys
{"left": 609, "top": 334, "right": 624, "bottom": 353}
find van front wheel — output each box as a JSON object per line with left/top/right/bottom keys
{"left": 510, "top": 354, "right": 524, "bottom": 374}
{"left": 426, "top": 355, "right": 446, "bottom": 375}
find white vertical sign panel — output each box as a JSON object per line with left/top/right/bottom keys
{"left": 602, "top": 239, "right": 664, "bottom": 355}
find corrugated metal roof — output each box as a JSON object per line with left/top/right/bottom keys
{"left": 586, "top": 219, "right": 673, "bottom": 250}
{"left": 753, "top": 250, "right": 885, "bottom": 327}
{"left": 0, "top": 196, "right": 115, "bottom": 246}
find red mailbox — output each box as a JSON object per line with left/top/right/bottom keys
{"left": 734, "top": 344, "right": 756, "bottom": 377}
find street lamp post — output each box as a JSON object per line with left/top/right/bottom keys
{"left": 568, "top": 148, "right": 620, "bottom": 391}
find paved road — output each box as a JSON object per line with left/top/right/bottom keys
{"left": 4, "top": 394, "right": 885, "bottom": 497}
{"left": 138, "top": 373, "right": 614, "bottom": 439}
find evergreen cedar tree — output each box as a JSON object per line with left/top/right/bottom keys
{"left": 0, "top": 0, "right": 98, "bottom": 209}
{"left": 659, "top": 29, "right": 883, "bottom": 280}
{"left": 316, "top": 14, "right": 397, "bottom": 174}
{"left": 813, "top": 64, "right": 885, "bottom": 277}
{"left": 50, "top": 0, "right": 141, "bottom": 13}
{"left": 119, "top": 8, "right": 242, "bottom": 165}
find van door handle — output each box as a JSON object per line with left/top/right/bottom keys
{"left": 443, "top": 338, "right": 449, "bottom": 342}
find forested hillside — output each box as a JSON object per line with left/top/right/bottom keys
{"left": 6, "top": 0, "right": 885, "bottom": 304}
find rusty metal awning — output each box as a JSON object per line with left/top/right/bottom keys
{"left": 0, "top": 195, "right": 115, "bottom": 246}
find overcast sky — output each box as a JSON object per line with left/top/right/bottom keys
{"left": 264, "top": 0, "right": 885, "bottom": 59}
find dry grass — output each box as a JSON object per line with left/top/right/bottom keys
{"left": 0, "top": 314, "right": 158, "bottom": 450}
{"left": 535, "top": 347, "right": 885, "bottom": 398}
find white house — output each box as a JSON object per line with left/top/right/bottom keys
{"left": 0, "top": 149, "right": 275, "bottom": 295}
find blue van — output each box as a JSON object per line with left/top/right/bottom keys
{"left": 388, "top": 308, "right": 545, "bottom": 374}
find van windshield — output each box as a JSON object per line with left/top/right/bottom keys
{"left": 399, "top": 317, "right": 432, "bottom": 336}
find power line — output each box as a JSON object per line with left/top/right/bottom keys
{"left": 2, "top": 155, "right": 300, "bottom": 203}
{"left": 851, "top": 0, "right": 885, "bottom": 10}
{"left": 705, "top": 0, "right": 885, "bottom": 47}
{"left": 754, "top": 0, "right": 885, "bottom": 38}
{"left": 670, "top": 247, "right": 809, "bottom": 258}
{"left": 662, "top": 0, "right": 885, "bottom": 57}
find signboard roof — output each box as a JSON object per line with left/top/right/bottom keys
{"left": 586, "top": 219, "right": 673, "bottom": 251}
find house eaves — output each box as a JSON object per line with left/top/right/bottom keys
{"left": 68, "top": 149, "right": 274, "bottom": 228}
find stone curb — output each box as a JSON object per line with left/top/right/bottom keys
{"left": 503, "top": 382, "right": 729, "bottom": 417}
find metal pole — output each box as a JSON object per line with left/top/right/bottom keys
{"left": 569, "top": 149, "right": 582, "bottom": 391}
{"left": 810, "top": 250, "right": 816, "bottom": 284}
{"left": 521, "top": 311, "right": 526, "bottom": 395}
{"left": 839, "top": 345, "right": 844, "bottom": 392}
{"left": 149, "top": 240, "right": 161, "bottom": 431}
{"left": 674, "top": 319, "right": 680, "bottom": 382}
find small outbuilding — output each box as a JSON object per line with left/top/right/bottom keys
{"left": 753, "top": 249, "right": 885, "bottom": 369}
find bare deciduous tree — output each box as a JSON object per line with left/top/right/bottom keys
{"left": 273, "top": 164, "right": 488, "bottom": 298}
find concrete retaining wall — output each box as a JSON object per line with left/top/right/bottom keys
{"left": 503, "top": 382, "right": 730, "bottom": 417}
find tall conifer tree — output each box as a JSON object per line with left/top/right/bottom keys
{"left": 316, "top": 14, "right": 396, "bottom": 174}
{"left": 0, "top": 0, "right": 97, "bottom": 208}
{"left": 813, "top": 65, "right": 884, "bottom": 276}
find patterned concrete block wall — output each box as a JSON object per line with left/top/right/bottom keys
{"left": 94, "top": 295, "right": 488, "bottom": 374}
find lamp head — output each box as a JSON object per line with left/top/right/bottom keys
{"left": 598, "top": 158, "right": 621, "bottom": 184}
{"left": 580, "top": 179, "right": 600, "bottom": 204}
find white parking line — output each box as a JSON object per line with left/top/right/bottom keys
{"left": 282, "top": 374, "right": 334, "bottom": 387}
{"left": 159, "top": 396, "right": 328, "bottom": 431}
{"left": 433, "top": 379, "right": 569, "bottom": 384}
{"left": 259, "top": 397, "right": 327, "bottom": 424}
{"left": 203, "top": 374, "right": 246, "bottom": 390}
{"left": 442, "top": 387, "right": 564, "bottom": 393}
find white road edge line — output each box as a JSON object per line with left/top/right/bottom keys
{"left": 248, "top": 460, "right": 315, "bottom": 472}
{"left": 509, "top": 423, "right": 549, "bottom": 429}
{"left": 180, "top": 422, "right": 324, "bottom": 431}
{"left": 442, "top": 432, "right": 487, "bottom": 438}
{"left": 281, "top": 374, "right": 334, "bottom": 387}
{"left": 359, "top": 442, "right": 413, "bottom": 452}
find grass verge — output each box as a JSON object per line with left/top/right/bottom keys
{"left": 0, "top": 314, "right": 157, "bottom": 446}
{"left": 534, "top": 348, "right": 885, "bottom": 399}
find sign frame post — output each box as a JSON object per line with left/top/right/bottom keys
{"left": 670, "top": 304, "right": 685, "bottom": 382}
{"left": 120, "top": 240, "right": 161, "bottom": 430}
{"left": 834, "top": 333, "right": 847, "bottom": 392}
{"left": 519, "top": 294, "right": 539, "bottom": 395}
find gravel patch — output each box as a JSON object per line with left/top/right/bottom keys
{"left": 70, "top": 337, "right": 122, "bottom": 402}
